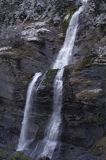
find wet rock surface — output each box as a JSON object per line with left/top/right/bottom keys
{"left": 61, "top": 62, "right": 106, "bottom": 160}
{"left": 0, "top": 0, "right": 65, "bottom": 154}
{"left": 0, "top": 0, "right": 106, "bottom": 160}
{"left": 38, "top": 157, "right": 50, "bottom": 160}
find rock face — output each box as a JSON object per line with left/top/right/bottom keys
{"left": 0, "top": 0, "right": 106, "bottom": 160}
{"left": 0, "top": 0, "right": 68, "bottom": 158}
{"left": 0, "top": 0, "right": 76, "bottom": 29}
{"left": 38, "top": 157, "right": 50, "bottom": 160}
{"left": 59, "top": 1, "right": 106, "bottom": 159}
{"left": 72, "top": 0, "right": 106, "bottom": 64}
{"left": 61, "top": 63, "right": 106, "bottom": 160}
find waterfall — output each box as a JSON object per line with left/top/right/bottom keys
{"left": 17, "top": 0, "right": 88, "bottom": 158}
{"left": 37, "top": 0, "right": 88, "bottom": 159}
{"left": 52, "top": 6, "right": 85, "bottom": 70}
{"left": 38, "top": 69, "right": 64, "bottom": 159}
{"left": 17, "top": 72, "right": 42, "bottom": 152}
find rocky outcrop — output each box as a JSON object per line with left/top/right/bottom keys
{"left": 0, "top": 0, "right": 68, "bottom": 153}
{"left": 0, "top": 0, "right": 76, "bottom": 28}
{"left": 72, "top": 0, "right": 106, "bottom": 64}
{"left": 38, "top": 157, "right": 50, "bottom": 160}
{"left": 0, "top": 30, "right": 62, "bottom": 157}
{"left": 0, "top": 0, "right": 106, "bottom": 160}
{"left": 60, "top": 1, "right": 106, "bottom": 158}
{"left": 61, "top": 61, "right": 106, "bottom": 160}
{"left": 29, "top": 69, "right": 57, "bottom": 144}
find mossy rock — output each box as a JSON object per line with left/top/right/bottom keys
{"left": 84, "top": 79, "right": 92, "bottom": 86}
{"left": 74, "top": 54, "right": 97, "bottom": 71}
{"left": 91, "top": 136, "right": 106, "bottom": 157}
{"left": 9, "top": 152, "right": 31, "bottom": 160}
{"left": 19, "top": 72, "right": 32, "bottom": 85}
{"left": 42, "top": 69, "right": 58, "bottom": 88}
{"left": 62, "top": 5, "right": 77, "bottom": 33}
{"left": 93, "top": 109, "right": 106, "bottom": 125}
{"left": 64, "top": 66, "right": 73, "bottom": 79}
{"left": 0, "top": 148, "right": 9, "bottom": 159}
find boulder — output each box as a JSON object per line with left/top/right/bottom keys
{"left": 38, "top": 156, "right": 50, "bottom": 160}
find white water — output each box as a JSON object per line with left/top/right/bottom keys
{"left": 52, "top": 6, "right": 85, "bottom": 70}
{"left": 17, "top": 0, "right": 88, "bottom": 158}
{"left": 38, "top": 69, "right": 64, "bottom": 159}
{"left": 38, "top": 0, "right": 88, "bottom": 159}
{"left": 17, "top": 72, "right": 42, "bottom": 151}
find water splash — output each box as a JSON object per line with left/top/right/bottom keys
{"left": 17, "top": 72, "right": 42, "bottom": 151}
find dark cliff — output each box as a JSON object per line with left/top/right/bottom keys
{"left": 0, "top": 0, "right": 106, "bottom": 160}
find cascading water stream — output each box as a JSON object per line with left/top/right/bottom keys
{"left": 36, "top": 0, "right": 88, "bottom": 159}
{"left": 17, "top": 72, "right": 42, "bottom": 152}
{"left": 38, "top": 69, "right": 64, "bottom": 159}
{"left": 17, "top": 0, "right": 88, "bottom": 159}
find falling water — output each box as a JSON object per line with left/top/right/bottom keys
{"left": 37, "top": 69, "right": 64, "bottom": 159}
{"left": 52, "top": 7, "right": 85, "bottom": 69}
{"left": 17, "top": 72, "right": 42, "bottom": 152}
{"left": 38, "top": 0, "right": 88, "bottom": 159}
{"left": 17, "top": 0, "right": 88, "bottom": 158}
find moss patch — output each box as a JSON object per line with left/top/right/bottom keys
{"left": 84, "top": 80, "right": 92, "bottom": 86}
{"left": 93, "top": 105, "right": 106, "bottom": 125}
{"left": 91, "top": 137, "right": 106, "bottom": 157}
{"left": 42, "top": 69, "right": 58, "bottom": 88}
{"left": 0, "top": 148, "right": 9, "bottom": 159}
{"left": 74, "top": 54, "right": 97, "bottom": 71}
{"left": 9, "top": 152, "right": 31, "bottom": 160}
{"left": 62, "top": 5, "right": 77, "bottom": 33}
